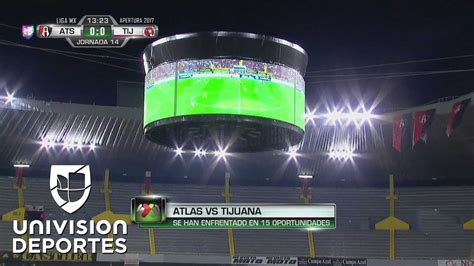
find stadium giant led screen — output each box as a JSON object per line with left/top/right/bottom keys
{"left": 144, "top": 59, "right": 305, "bottom": 130}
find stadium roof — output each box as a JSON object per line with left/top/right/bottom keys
{"left": 0, "top": 93, "right": 473, "bottom": 187}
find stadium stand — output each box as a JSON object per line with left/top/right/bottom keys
{"left": 1, "top": 93, "right": 473, "bottom": 264}
{"left": 1, "top": 176, "right": 472, "bottom": 258}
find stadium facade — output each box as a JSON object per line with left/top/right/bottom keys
{"left": 0, "top": 93, "right": 473, "bottom": 264}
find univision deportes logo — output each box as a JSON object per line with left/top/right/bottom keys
{"left": 49, "top": 165, "right": 91, "bottom": 214}
{"left": 12, "top": 165, "right": 128, "bottom": 254}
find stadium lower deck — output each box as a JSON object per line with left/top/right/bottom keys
{"left": 0, "top": 95, "right": 473, "bottom": 264}
{"left": 1, "top": 177, "right": 473, "bottom": 259}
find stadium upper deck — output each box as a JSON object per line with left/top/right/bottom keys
{"left": 0, "top": 92, "right": 472, "bottom": 186}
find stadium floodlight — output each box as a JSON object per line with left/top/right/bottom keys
{"left": 329, "top": 149, "right": 354, "bottom": 160}
{"left": 63, "top": 141, "right": 72, "bottom": 149}
{"left": 325, "top": 107, "right": 373, "bottom": 125}
{"left": 77, "top": 142, "right": 84, "bottom": 149}
{"left": 347, "top": 111, "right": 362, "bottom": 121}
{"left": 298, "top": 174, "right": 313, "bottom": 179}
{"left": 13, "top": 164, "right": 30, "bottom": 168}
{"left": 347, "top": 110, "right": 373, "bottom": 122}
{"left": 287, "top": 146, "right": 299, "bottom": 159}
{"left": 40, "top": 140, "right": 48, "bottom": 149}
{"left": 194, "top": 148, "right": 206, "bottom": 157}
{"left": 90, "top": 143, "right": 96, "bottom": 150}
{"left": 214, "top": 148, "right": 228, "bottom": 160}
{"left": 328, "top": 150, "right": 336, "bottom": 159}
{"left": 175, "top": 147, "right": 183, "bottom": 156}
{"left": 362, "top": 110, "right": 374, "bottom": 121}
{"left": 326, "top": 109, "right": 343, "bottom": 123}
{"left": 198, "top": 149, "right": 207, "bottom": 157}
{"left": 71, "top": 141, "right": 80, "bottom": 149}
{"left": 5, "top": 91, "right": 14, "bottom": 103}
{"left": 304, "top": 107, "right": 317, "bottom": 124}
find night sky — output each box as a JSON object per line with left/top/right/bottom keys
{"left": 1, "top": 0, "right": 473, "bottom": 110}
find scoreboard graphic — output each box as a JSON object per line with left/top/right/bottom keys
{"left": 34, "top": 15, "right": 158, "bottom": 48}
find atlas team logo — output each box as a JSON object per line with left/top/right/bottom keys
{"left": 37, "top": 25, "right": 52, "bottom": 37}
{"left": 50, "top": 165, "right": 91, "bottom": 214}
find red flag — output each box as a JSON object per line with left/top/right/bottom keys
{"left": 16, "top": 167, "right": 24, "bottom": 188}
{"left": 413, "top": 109, "right": 436, "bottom": 148}
{"left": 446, "top": 98, "right": 471, "bottom": 137}
{"left": 392, "top": 113, "right": 412, "bottom": 152}
{"left": 143, "top": 171, "right": 151, "bottom": 194}
{"left": 302, "top": 178, "right": 310, "bottom": 198}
